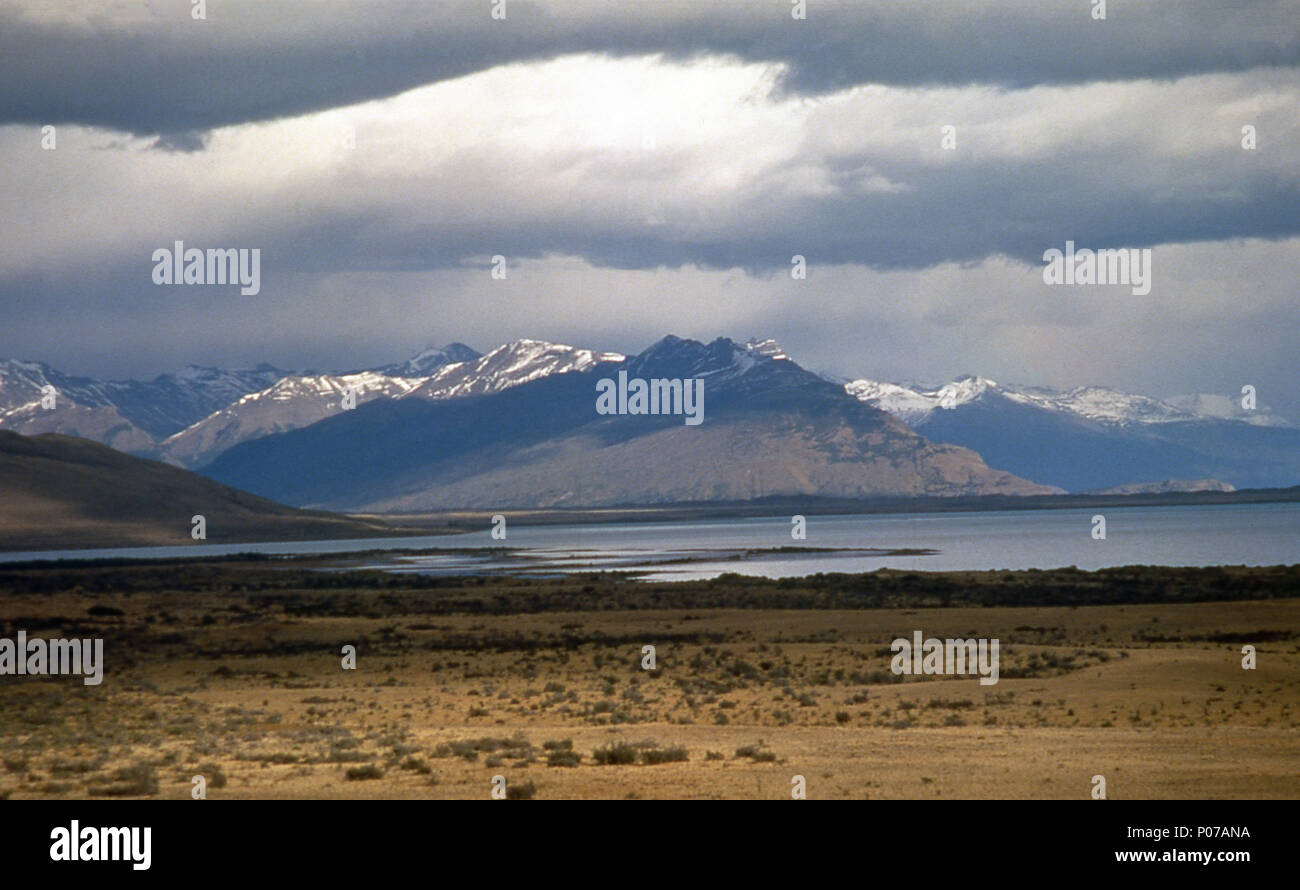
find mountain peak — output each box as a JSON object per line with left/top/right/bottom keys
{"left": 935, "top": 376, "right": 998, "bottom": 407}
{"left": 401, "top": 338, "right": 623, "bottom": 404}
{"left": 744, "top": 337, "right": 790, "bottom": 361}
{"left": 482, "top": 339, "right": 624, "bottom": 366}
{"left": 381, "top": 342, "right": 481, "bottom": 377}
{"left": 630, "top": 336, "right": 749, "bottom": 375}
{"left": 637, "top": 335, "right": 790, "bottom": 366}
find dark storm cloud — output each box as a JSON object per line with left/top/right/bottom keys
{"left": 2, "top": 0, "right": 1297, "bottom": 134}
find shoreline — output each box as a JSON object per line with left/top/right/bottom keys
{"left": 2, "top": 489, "right": 1296, "bottom": 562}
{"left": 361, "top": 484, "right": 1300, "bottom": 530}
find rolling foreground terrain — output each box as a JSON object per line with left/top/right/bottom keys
{"left": 0, "top": 431, "right": 448, "bottom": 551}
{"left": 1, "top": 559, "right": 1296, "bottom": 799}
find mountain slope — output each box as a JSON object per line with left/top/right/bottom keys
{"left": 201, "top": 336, "right": 1054, "bottom": 510}
{"left": 0, "top": 359, "right": 284, "bottom": 445}
{"left": 160, "top": 371, "right": 426, "bottom": 468}
{"left": 0, "top": 430, "right": 415, "bottom": 551}
{"left": 844, "top": 375, "right": 1300, "bottom": 491}
{"left": 159, "top": 339, "right": 624, "bottom": 467}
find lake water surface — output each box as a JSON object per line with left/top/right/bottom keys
{"left": 2, "top": 502, "right": 1296, "bottom": 580}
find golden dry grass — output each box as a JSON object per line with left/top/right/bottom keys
{"left": 2, "top": 573, "right": 1296, "bottom": 800}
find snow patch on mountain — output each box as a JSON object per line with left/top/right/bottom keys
{"left": 844, "top": 375, "right": 997, "bottom": 423}
{"left": 160, "top": 371, "right": 424, "bottom": 467}
{"left": 1003, "top": 385, "right": 1197, "bottom": 425}
{"left": 0, "top": 359, "right": 285, "bottom": 441}
{"left": 845, "top": 374, "right": 1294, "bottom": 429}
{"left": 407, "top": 339, "right": 624, "bottom": 400}
{"left": 377, "top": 343, "right": 481, "bottom": 377}
{"left": 744, "top": 338, "right": 790, "bottom": 361}
{"left": 843, "top": 380, "right": 937, "bottom": 424}
{"left": 158, "top": 339, "right": 624, "bottom": 466}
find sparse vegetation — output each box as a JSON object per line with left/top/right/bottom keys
{"left": 0, "top": 558, "right": 1295, "bottom": 799}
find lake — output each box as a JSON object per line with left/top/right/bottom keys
{"left": 2, "top": 502, "right": 1296, "bottom": 580}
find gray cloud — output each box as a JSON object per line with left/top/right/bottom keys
{"left": 2, "top": 0, "right": 1297, "bottom": 135}
{"left": 7, "top": 62, "right": 1297, "bottom": 277}
{"left": 2, "top": 3, "right": 1298, "bottom": 422}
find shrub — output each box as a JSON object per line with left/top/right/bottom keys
{"left": 592, "top": 742, "right": 638, "bottom": 765}
{"left": 927, "top": 698, "right": 975, "bottom": 710}
{"left": 641, "top": 746, "right": 688, "bottom": 765}
{"left": 196, "top": 762, "right": 228, "bottom": 788}
{"left": 88, "top": 764, "right": 158, "bottom": 797}
{"left": 506, "top": 781, "right": 537, "bottom": 800}
{"left": 345, "top": 764, "right": 384, "bottom": 781}
{"left": 735, "top": 745, "right": 777, "bottom": 763}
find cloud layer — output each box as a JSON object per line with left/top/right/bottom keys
{"left": 2, "top": 1, "right": 1298, "bottom": 418}
{"left": 5, "top": 1, "right": 1298, "bottom": 133}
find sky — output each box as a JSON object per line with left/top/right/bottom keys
{"left": 1, "top": 0, "right": 1298, "bottom": 415}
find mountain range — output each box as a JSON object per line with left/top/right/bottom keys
{"left": 199, "top": 336, "right": 1049, "bottom": 510}
{"left": 843, "top": 374, "right": 1300, "bottom": 492}
{"left": 2, "top": 337, "right": 1296, "bottom": 508}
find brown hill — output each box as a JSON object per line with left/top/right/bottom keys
{"left": 0, "top": 431, "right": 434, "bottom": 552}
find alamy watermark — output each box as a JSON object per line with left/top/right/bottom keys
{"left": 0, "top": 631, "right": 104, "bottom": 685}
{"left": 890, "top": 630, "right": 999, "bottom": 685}
{"left": 596, "top": 370, "right": 704, "bottom": 426}
{"left": 152, "top": 241, "right": 261, "bottom": 295}
{"left": 1042, "top": 240, "right": 1151, "bottom": 296}
{"left": 50, "top": 821, "right": 150, "bottom": 870}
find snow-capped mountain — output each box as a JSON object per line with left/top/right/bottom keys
{"left": 844, "top": 376, "right": 999, "bottom": 425}
{"left": 0, "top": 341, "right": 623, "bottom": 468}
{"left": 201, "top": 336, "right": 1052, "bottom": 511}
{"left": 6, "top": 341, "right": 1297, "bottom": 494}
{"left": 405, "top": 339, "right": 624, "bottom": 401}
{"left": 843, "top": 374, "right": 1300, "bottom": 492}
{"left": 844, "top": 374, "right": 1292, "bottom": 429}
{"left": 0, "top": 359, "right": 285, "bottom": 446}
{"left": 375, "top": 342, "right": 481, "bottom": 377}
{"left": 159, "top": 339, "right": 624, "bottom": 467}
{"left": 160, "top": 371, "right": 427, "bottom": 468}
